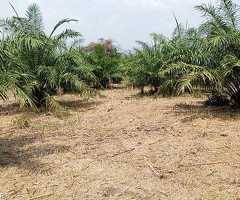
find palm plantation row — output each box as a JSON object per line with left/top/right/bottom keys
{"left": 0, "top": 3, "right": 121, "bottom": 110}
{"left": 125, "top": 0, "right": 240, "bottom": 107}
{"left": 1, "top": 0, "right": 240, "bottom": 109}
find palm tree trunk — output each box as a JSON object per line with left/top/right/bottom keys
{"left": 140, "top": 86, "right": 144, "bottom": 94}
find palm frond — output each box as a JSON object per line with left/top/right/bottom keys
{"left": 25, "top": 3, "right": 44, "bottom": 34}
{"left": 49, "top": 18, "right": 78, "bottom": 38}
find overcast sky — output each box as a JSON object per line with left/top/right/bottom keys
{"left": 0, "top": 0, "right": 232, "bottom": 50}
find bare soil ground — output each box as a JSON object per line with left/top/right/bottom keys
{"left": 1, "top": 88, "right": 240, "bottom": 200}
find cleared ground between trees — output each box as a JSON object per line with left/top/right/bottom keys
{"left": 1, "top": 88, "right": 240, "bottom": 200}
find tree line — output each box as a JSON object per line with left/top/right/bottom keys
{"left": 124, "top": 0, "right": 240, "bottom": 106}
{"left": 0, "top": 0, "right": 240, "bottom": 110}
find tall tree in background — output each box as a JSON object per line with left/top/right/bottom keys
{"left": 84, "top": 39, "right": 122, "bottom": 88}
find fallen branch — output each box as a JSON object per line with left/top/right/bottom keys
{"left": 144, "top": 157, "right": 165, "bottom": 180}
{"left": 110, "top": 148, "right": 135, "bottom": 158}
{"left": 179, "top": 161, "right": 229, "bottom": 168}
{"left": 148, "top": 139, "right": 162, "bottom": 146}
{"left": 80, "top": 160, "right": 96, "bottom": 171}
{"left": 29, "top": 193, "right": 53, "bottom": 200}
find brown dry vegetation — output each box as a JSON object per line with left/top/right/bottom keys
{"left": 1, "top": 88, "right": 240, "bottom": 200}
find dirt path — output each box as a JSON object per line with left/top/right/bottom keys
{"left": 1, "top": 88, "right": 240, "bottom": 200}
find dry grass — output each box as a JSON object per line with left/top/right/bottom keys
{"left": 0, "top": 88, "right": 240, "bottom": 199}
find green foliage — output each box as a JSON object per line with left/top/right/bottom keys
{"left": 83, "top": 40, "right": 122, "bottom": 88}
{"left": 123, "top": 34, "right": 170, "bottom": 93}
{"left": 0, "top": 3, "right": 95, "bottom": 109}
{"left": 123, "top": 0, "right": 240, "bottom": 107}
{"left": 181, "top": 0, "right": 240, "bottom": 106}
{"left": 2, "top": 0, "right": 240, "bottom": 109}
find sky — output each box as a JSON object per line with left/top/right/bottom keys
{"left": 0, "top": 0, "right": 219, "bottom": 50}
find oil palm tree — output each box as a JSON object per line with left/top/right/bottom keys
{"left": 123, "top": 33, "right": 172, "bottom": 94}
{"left": 161, "top": 0, "right": 240, "bottom": 105}
{"left": 0, "top": 3, "right": 94, "bottom": 109}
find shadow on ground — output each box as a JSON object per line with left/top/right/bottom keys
{"left": 0, "top": 98, "right": 102, "bottom": 174}
{"left": 0, "top": 98, "right": 102, "bottom": 117}
{"left": 104, "top": 84, "right": 126, "bottom": 90}
{"left": 0, "top": 103, "right": 22, "bottom": 116}
{"left": 174, "top": 103, "right": 240, "bottom": 122}
{"left": 58, "top": 99, "right": 102, "bottom": 111}
{"left": 0, "top": 133, "right": 70, "bottom": 174}
{"left": 125, "top": 91, "right": 161, "bottom": 100}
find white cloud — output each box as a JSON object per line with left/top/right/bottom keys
{"left": 122, "top": 0, "right": 162, "bottom": 7}
{"left": 1, "top": 0, "right": 228, "bottom": 49}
